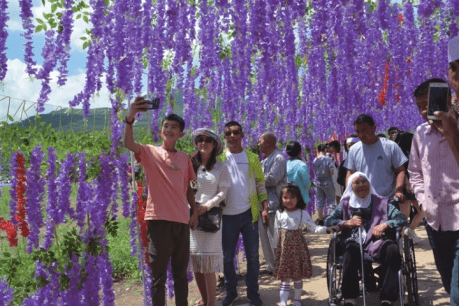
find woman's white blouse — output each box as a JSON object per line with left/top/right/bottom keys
{"left": 195, "top": 161, "right": 230, "bottom": 209}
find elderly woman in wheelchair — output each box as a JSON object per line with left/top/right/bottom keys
{"left": 325, "top": 172, "right": 408, "bottom": 306}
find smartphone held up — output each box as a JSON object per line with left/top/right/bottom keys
{"left": 427, "top": 83, "right": 449, "bottom": 120}
{"left": 141, "top": 97, "right": 160, "bottom": 110}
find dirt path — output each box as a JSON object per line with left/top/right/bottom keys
{"left": 114, "top": 226, "right": 450, "bottom": 306}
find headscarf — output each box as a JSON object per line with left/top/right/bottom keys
{"left": 191, "top": 128, "right": 224, "bottom": 156}
{"left": 341, "top": 172, "right": 378, "bottom": 209}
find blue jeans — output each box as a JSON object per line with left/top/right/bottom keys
{"left": 425, "top": 224, "right": 459, "bottom": 305}
{"left": 222, "top": 209, "right": 262, "bottom": 306}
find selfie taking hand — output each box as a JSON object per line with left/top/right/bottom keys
{"left": 431, "top": 108, "right": 459, "bottom": 137}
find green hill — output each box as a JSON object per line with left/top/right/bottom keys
{"left": 15, "top": 89, "right": 185, "bottom": 133}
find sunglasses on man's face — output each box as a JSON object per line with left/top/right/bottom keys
{"left": 196, "top": 136, "right": 214, "bottom": 144}
{"left": 224, "top": 130, "right": 241, "bottom": 137}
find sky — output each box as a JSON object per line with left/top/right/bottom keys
{"left": 1, "top": 0, "right": 112, "bottom": 122}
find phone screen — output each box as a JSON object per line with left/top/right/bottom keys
{"left": 428, "top": 84, "right": 448, "bottom": 119}
{"left": 144, "top": 97, "right": 160, "bottom": 110}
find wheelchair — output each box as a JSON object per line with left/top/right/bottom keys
{"left": 326, "top": 227, "right": 418, "bottom": 306}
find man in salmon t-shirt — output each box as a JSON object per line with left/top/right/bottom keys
{"left": 124, "top": 97, "right": 199, "bottom": 306}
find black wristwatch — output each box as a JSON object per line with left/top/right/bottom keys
{"left": 125, "top": 116, "right": 135, "bottom": 125}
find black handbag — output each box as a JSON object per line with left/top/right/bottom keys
{"left": 195, "top": 202, "right": 222, "bottom": 233}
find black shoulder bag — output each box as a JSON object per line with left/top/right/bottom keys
{"left": 194, "top": 202, "right": 222, "bottom": 233}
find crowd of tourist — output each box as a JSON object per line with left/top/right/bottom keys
{"left": 122, "top": 36, "right": 459, "bottom": 306}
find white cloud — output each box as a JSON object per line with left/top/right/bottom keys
{"left": 0, "top": 58, "right": 111, "bottom": 121}
{"left": 7, "top": 1, "right": 92, "bottom": 52}
{"left": 6, "top": 0, "right": 23, "bottom": 31}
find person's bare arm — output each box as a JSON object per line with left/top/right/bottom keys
{"left": 260, "top": 200, "right": 269, "bottom": 226}
{"left": 124, "top": 97, "right": 148, "bottom": 153}
{"left": 394, "top": 165, "right": 406, "bottom": 203}
{"left": 345, "top": 169, "right": 355, "bottom": 186}
{"left": 187, "top": 183, "right": 198, "bottom": 230}
{"left": 432, "top": 109, "right": 459, "bottom": 167}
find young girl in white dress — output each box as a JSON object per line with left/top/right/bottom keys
{"left": 273, "top": 183, "right": 338, "bottom": 306}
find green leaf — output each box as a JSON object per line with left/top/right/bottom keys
{"left": 80, "top": 36, "right": 87, "bottom": 40}
{"left": 7, "top": 114, "right": 14, "bottom": 122}
{"left": 35, "top": 25, "right": 43, "bottom": 33}
{"left": 83, "top": 15, "right": 89, "bottom": 23}
{"left": 83, "top": 41, "right": 89, "bottom": 49}
{"left": 76, "top": 14, "right": 82, "bottom": 19}
{"left": 36, "top": 18, "right": 45, "bottom": 25}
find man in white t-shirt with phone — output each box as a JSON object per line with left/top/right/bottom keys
{"left": 220, "top": 121, "right": 269, "bottom": 306}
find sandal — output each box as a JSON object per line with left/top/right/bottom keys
{"left": 197, "top": 300, "right": 207, "bottom": 306}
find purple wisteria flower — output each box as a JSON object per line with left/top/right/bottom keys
{"left": 0, "top": 277, "right": 14, "bottom": 305}
{"left": 0, "top": 0, "right": 9, "bottom": 82}
{"left": 75, "top": 153, "right": 88, "bottom": 229}
{"left": 119, "top": 154, "right": 131, "bottom": 218}
{"left": 25, "top": 261, "right": 61, "bottom": 305}
{"left": 60, "top": 254, "right": 82, "bottom": 306}
{"left": 42, "top": 148, "right": 58, "bottom": 250}
{"left": 36, "top": 30, "right": 57, "bottom": 112}
{"left": 91, "top": 154, "right": 113, "bottom": 238}
{"left": 56, "top": 152, "right": 76, "bottom": 222}
{"left": 8, "top": 152, "right": 18, "bottom": 226}
{"left": 81, "top": 254, "right": 99, "bottom": 305}
{"left": 26, "top": 146, "right": 45, "bottom": 253}
{"left": 56, "top": 0, "right": 74, "bottom": 86}
{"left": 98, "top": 252, "right": 115, "bottom": 305}
{"left": 19, "top": 0, "right": 37, "bottom": 76}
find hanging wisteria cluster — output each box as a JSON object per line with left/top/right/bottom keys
{"left": 1, "top": 0, "right": 458, "bottom": 147}
{"left": 1, "top": 0, "right": 459, "bottom": 304}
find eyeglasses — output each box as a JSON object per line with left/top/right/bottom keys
{"left": 196, "top": 135, "right": 214, "bottom": 144}
{"left": 224, "top": 130, "right": 241, "bottom": 137}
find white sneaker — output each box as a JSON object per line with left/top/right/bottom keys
{"left": 404, "top": 228, "right": 421, "bottom": 244}
{"left": 410, "top": 230, "right": 421, "bottom": 244}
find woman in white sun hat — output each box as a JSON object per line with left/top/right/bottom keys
{"left": 189, "top": 128, "right": 230, "bottom": 306}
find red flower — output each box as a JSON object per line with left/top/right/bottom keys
{"left": 15, "top": 153, "right": 29, "bottom": 238}
{"left": 136, "top": 181, "right": 149, "bottom": 265}
{"left": 0, "top": 218, "right": 18, "bottom": 247}
{"left": 378, "top": 62, "right": 390, "bottom": 106}
{"left": 398, "top": 14, "right": 404, "bottom": 26}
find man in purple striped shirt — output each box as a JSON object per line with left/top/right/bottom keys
{"left": 408, "top": 77, "right": 459, "bottom": 305}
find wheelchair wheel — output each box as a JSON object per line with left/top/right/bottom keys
{"left": 404, "top": 236, "right": 419, "bottom": 306}
{"left": 326, "top": 236, "right": 342, "bottom": 305}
